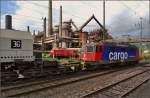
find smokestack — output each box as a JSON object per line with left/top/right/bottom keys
{"left": 27, "top": 26, "right": 30, "bottom": 32}
{"left": 43, "top": 17, "right": 47, "bottom": 38}
{"left": 59, "top": 6, "right": 62, "bottom": 37}
{"left": 33, "top": 30, "right": 35, "bottom": 34}
{"left": 48, "top": 0, "right": 53, "bottom": 36}
{"left": 5, "top": 15, "right": 12, "bottom": 29}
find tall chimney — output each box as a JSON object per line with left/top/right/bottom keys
{"left": 33, "top": 30, "right": 35, "bottom": 34}
{"left": 5, "top": 15, "right": 12, "bottom": 29}
{"left": 48, "top": 0, "right": 53, "bottom": 36}
{"left": 27, "top": 26, "right": 30, "bottom": 32}
{"left": 43, "top": 17, "right": 47, "bottom": 38}
{"left": 59, "top": 6, "right": 62, "bottom": 48}
{"left": 59, "top": 6, "right": 62, "bottom": 37}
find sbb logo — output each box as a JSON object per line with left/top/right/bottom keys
{"left": 109, "top": 52, "right": 128, "bottom": 61}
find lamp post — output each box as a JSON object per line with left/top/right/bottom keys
{"left": 139, "top": 17, "right": 143, "bottom": 58}
{"left": 103, "top": 0, "right": 105, "bottom": 41}
{"left": 140, "top": 17, "right": 143, "bottom": 40}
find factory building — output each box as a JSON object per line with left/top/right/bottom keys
{"left": 33, "top": 16, "right": 113, "bottom": 51}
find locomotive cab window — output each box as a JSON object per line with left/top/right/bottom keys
{"left": 87, "top": 45, "right": 96, "bottom": 52}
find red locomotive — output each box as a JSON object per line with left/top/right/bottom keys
{"left": 49, "top": 48, "right": 78, "bottom": 57}
{"left": 80, "top": 42, "right": 139, "bottom": 69}
{"left": 48, "top": 48, "right": 80, "bottom": 72}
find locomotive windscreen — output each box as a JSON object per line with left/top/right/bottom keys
{"left": 86, "top": 46, "right": 96, "bottom": 52}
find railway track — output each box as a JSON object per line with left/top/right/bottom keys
{"left": 1, "top": 71, "right": 116, "bottom": 97}
{"left": 1, "top": 65, "right": 57, "bottom": 86}
{"left": 1, "top": 68, "right": 118, "bottom": 97}
{"left": 2, "top": 61, "right": 148, "bottom": 87}
{"left": 1, "top": 65, "right": 148, "bottom": 98}
{"left": 82, "top": 69, "right": 150, "bottom": 98}
{"left": 47, "top": 66, "right": 149, "bottom": 98}
{"left": 1, "top": 68, "right": 110, "bottom": 90}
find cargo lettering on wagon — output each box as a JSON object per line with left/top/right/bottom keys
{"left": 109, "top": 52, "right": 128, "bottom": 61}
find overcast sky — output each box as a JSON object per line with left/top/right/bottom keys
{"left": 0, "top": 0, "right": 149, "bottom": 39}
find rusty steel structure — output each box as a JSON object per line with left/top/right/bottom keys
{"left": 33, "top": 14, "right": 113, "bottom": 49}
{"left": 79, "top": 14, "right": 110, "bottom": 43}
{"left": 33, "top": 0, "right": 112, "bottom": 49}
{"left": 33, "top": 0, "right": 113, "bottom": 50}
{"left": 79, "top": 14, "right": 106, "bottom": 32}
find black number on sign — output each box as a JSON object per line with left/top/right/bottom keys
{"left": 11, "top": 40, "right": 22, "bottom": 48}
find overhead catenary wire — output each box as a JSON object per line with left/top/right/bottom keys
{"left": 80, "top": 1, "right": 103, "bottom": 20}
{"left": 120, "top": 2, "right": 149, "bottom": 29}
{"left": 3, "top": 1, "right": 149, "bottom": 36}
{"left": 13, "top": 16, "right": 43, "bottom": 23}
{"left": 20, "top": 1, "right": 47, "bottom": 15}
{"left": 27, "top": 1, "right": 88, "bottom": 20}
{"left": 29, "top": 1, "right": 48, "bottom": 9}
{"left": 10, "top": 20, "right": 42, "bottom": 28}
{"left": 3, "top": 9, "right": 46, "bottom": 21}
{"left": 4, "top": 0, "right": 102, "bottom": 29}
{"left": 80, "top": 1, "right": 100, "bottom": 12}
{"left": 16, "top": 1, "right": 88, "bottom": 25}
{"left": 120, "top": 1, "right": 148, "bottom": 18}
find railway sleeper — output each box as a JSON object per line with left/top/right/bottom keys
{"left": 93, "top": 71, "right": 150, "bottom": 98}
